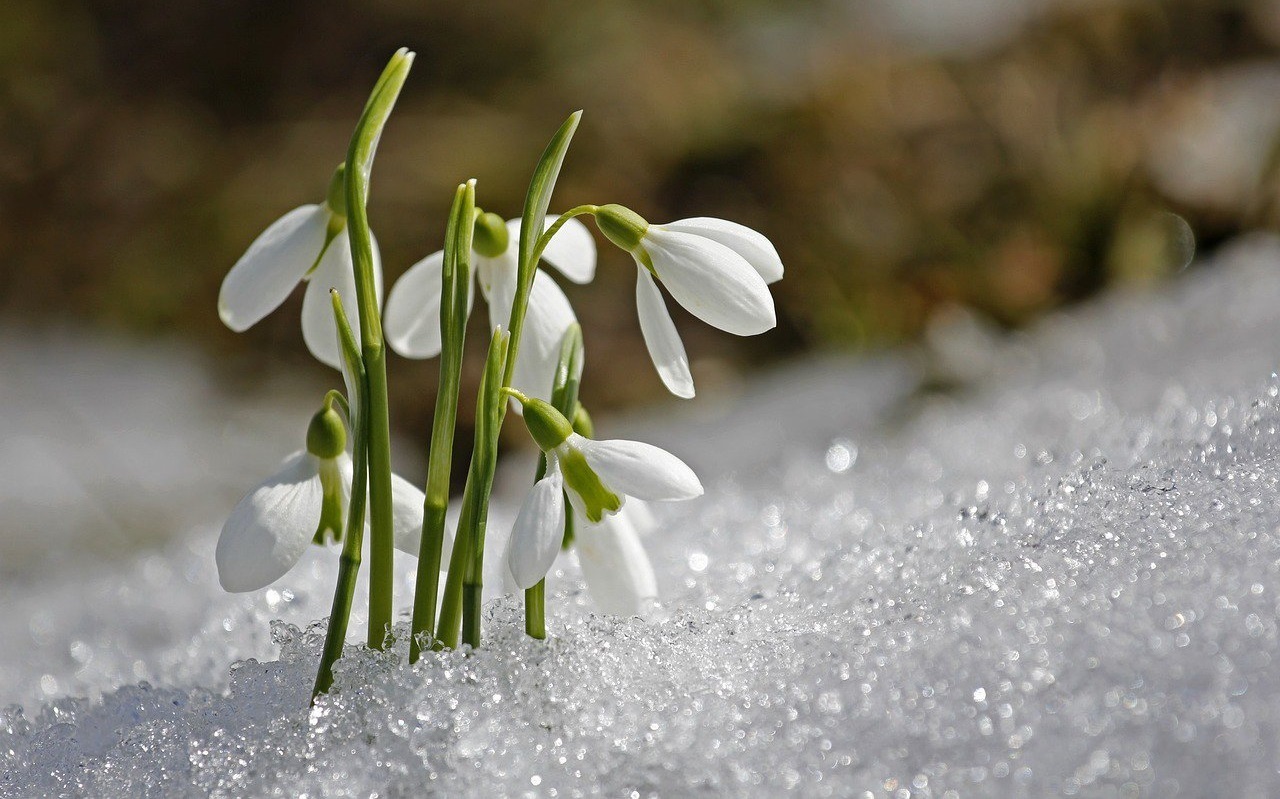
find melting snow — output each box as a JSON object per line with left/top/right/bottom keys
{"left": 6, "top": 236, "right": 1280, "bottom": 796}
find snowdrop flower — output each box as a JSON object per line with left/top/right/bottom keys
{"left": 503, "top": 391, "right": 701, "bottom": 589}
{"left": 215, "top": 404, "right": 427, "bottom": 593}
{"left": 594, "top": 204, "right": 782, "bottom": 399}
{"left": 218, "top": 165, "right": 383, "bottom": 370}
{"left": 383, "top": 212, "right": 595, "bottom": 402}
{"left": 575, "top": 502, "right": 658, "bottom": 617}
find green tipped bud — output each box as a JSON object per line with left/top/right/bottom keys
{"left": 325, "top": 163, "right": 348, "bottom": 219}
{"left": 306, "top": 406, "right": 347, "bottom": 460}
{"left": 472, "top": 211, "right": 510, "bottom": 258}
{"left": 313, "top": 457, "right": 346, "bottom": 546}
{"left": 595, "top": 204, "right": 648, "bottom": 253}
{"left": 560, "top": 447, "right": 621, "bottom": 523}
{"left": 511, "top": 392, "right": 574, "bottom": 451}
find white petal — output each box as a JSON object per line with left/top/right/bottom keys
{"left": 526, "top": 216, "right": 597, "bottom": 284}
{"left": 478, "top": 248, "right": 519, "bottom": 326}
{"left": 506, "top": 465, "right": 567, "bottom": 589}
{"left": 501, "top": 544, "right": 522, "bottom": 595}
{"left": 384, "top": 250, "right": 446, "bottom": 358}
{"left": 390, "top": 470, "right": 442, "bottom": 558}
{"left": 661, "top": 217, "right": 783, "bottom": 284}
{"left": 302, "top": 232, "right": 385, "bottom": 369}
{"left": 510, "top": 270, "right": 579, "bottom": 404}
{"left": 216, "top": 451, "right": 323, "bottom": 592}
{"left": 620, "top": 498, "right": 657, "bottom": 536}
{"left": 573, "top": 434, "right": 704, "bottom": 501}
{"left": 219, "top": 205, "right": 329, "bottom": 332}
{"left": 635, "top": 268, "right": 694, "bottom": 399}
{"left": 643, "top": 229, "right": 775, "bottom": 336}
{"left": 576, "top": 511, "right": 658, "bottom": 617}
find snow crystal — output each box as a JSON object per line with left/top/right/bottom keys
{"left": 7, "top": 236, "right": 1280, "bottom": 796}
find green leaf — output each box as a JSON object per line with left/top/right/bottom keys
{"left": 517, "top": 111, "right": 582, "bottom": 274}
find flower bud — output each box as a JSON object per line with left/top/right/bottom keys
{"left": 472, "top": 211, "right": 510, "bottom": 258}
{"left": 306, "top": 406, "right": 347, "bottom": 460}
{"left": 516, "top": 395, "right": 575, "bottom": 452}
{"left": 595, "top": 204, "right": 648, "bottom": 253}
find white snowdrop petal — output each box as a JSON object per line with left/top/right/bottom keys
{"left": 215, "top": 451, "right": 322, "bottom": 593}
{"left": 538, "top": 215, "right": 597, "bottom": 284}
{"left": 507, "top": 467, "right": 567, "bottom": 589}
{"left": 576, "top": 511, "right": 658, "bottom": 616}
{"left": 390, "top": 470, "right": 436, "bottom": 557}
{"left": 479, "top": 249, "right": 519, "bottom": 329}
{"left": 300, "top": 249, "right": 353, "bottom": 370}
{"left": 384, "top": 250, "right": 446, "bottom": 358}
{"left": 575, "top": 437, "right": 704, "bottom": 501}
{"left": 510, "top": 270, "right": 579, "bottom": 403}
{"left": 500, "top": 539, "right": 523, "bottom": 595}
{"left": 644, "top": 229, "right": 776, "bottom": 336}
{"left": 662, "top": 217, "right": 783, "bottom": 284}
{"left": 635, "top": 268, "right": 695, "bottom": 399}
{"left": 621, "top": 498, "right": 658, "bottom": 537}
{"left": 219, "top": 205, "right": 329, "bottom": 332}
{"left": 302, "top": 232, "right": 383, "bottom": 370}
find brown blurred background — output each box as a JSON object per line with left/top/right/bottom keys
{"left": 4, "top": 0, "right": 1280, "bottom": 451}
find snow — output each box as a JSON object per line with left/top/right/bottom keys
{"left": 7, "top": 235, "right": 1280, "bottom": 796}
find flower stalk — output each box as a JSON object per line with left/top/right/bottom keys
{"left": 435, "top": 327, "right": 508, "bottom": 648}
{"left": 313, "top": 291, "right": 369, "bottom": 699}
{"left": 343, "top": 48, "right": 414, "bottom": 648}
{"left": 525, "top": 323, "right": 584, "bottom": 638}
{"left": 431, "top": 111, "right": 583, "bottom": 650}
{"left": 409, "top": 180, "right": 475, "bottom": 662}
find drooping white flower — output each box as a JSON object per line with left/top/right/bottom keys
{"left": 218, "top": 168, "right": 384, "bottom": 370}
{"left": 383, "top": 213, "right": 595, "bottom": 403}
{"left": 215, "top": 408, "right": 431, "bottom": 593}
{"left": 503, "top": 393, "right": 702, "bottom": 590}
{"left": 575, "top": 502, "right": 658, "bottom": 617}
{"left": 595, "top": 205, "right": 782, "bottom": 399}
{"left": 504, "top": 458, "right": 567, "bottom": 589}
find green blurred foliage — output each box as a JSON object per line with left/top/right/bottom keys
{"left": 3, "top": 0, "right": 1280, "bottom": 439}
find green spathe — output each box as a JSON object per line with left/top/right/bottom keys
{"left": 307, "top": 406, "right": 347, "bottom": 459}
{"left": 517, "top": 394, "right": 574, "bottom": 451}
{"left": 595, "top": 204, "right": 648, "bottom": 252}
{"left": 472, "top": 211, "right": 509, "bottom": 258}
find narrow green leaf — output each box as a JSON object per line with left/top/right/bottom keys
{"left": 409, "top": 181, "right": 472, "bottom": 662}
{"left": 518, "top": 111, "right": 582, "bottom": 274}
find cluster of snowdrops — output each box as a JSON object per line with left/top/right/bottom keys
{"left": 212, "top": 50, "right": 783, "bottom": 697}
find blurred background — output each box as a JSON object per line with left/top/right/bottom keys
{"left": 3, "top": 0, "right": 1280, "bottom": 568}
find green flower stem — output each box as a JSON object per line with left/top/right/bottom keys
{"left": 436, "top": 328, "right": 508, "bottom": 648}
{"left": 322, "top": 389, "right": 350, "bottom": 419}
{"left": 313, "top": 293, "right": 369, "bottom": 700}
{"left": 532, "top": 205, "right": 598, "bottom": 266}
{"left": 524, "top": 323, "right": 584, "bottom": 639}
{"left": 504, "top": 111, "right": 582, "bottom": 392}
{"left": 525, "top": 578, "right": 546, "bottom": 639}
{"left": 462, "top": 330, "right": 509, "bottom": 647}
{"left": 344, "top": 48, "right": 414, "bottom": 649}
{"left": 434, "top": 468, "right": 476, "bottom": 649}
{"left": 409, "top": 180, "right": 475, "bottom": 663}
{"left": 439, "top": 112, "right": 582, "bottom": 650}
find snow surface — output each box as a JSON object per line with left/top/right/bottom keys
{"left": 7, "top": 236, "right": 1280, "bottom": 796}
